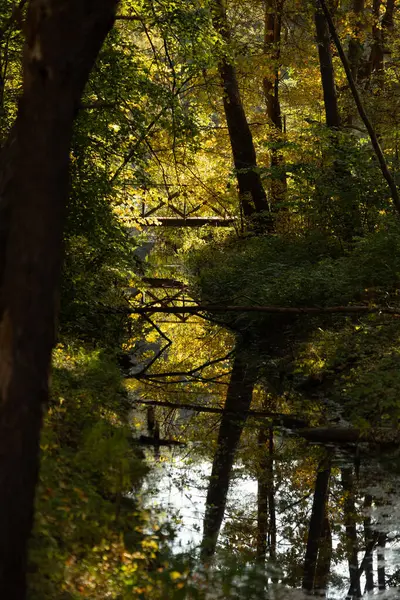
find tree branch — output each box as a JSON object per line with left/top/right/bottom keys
{"left": 120, "top": 304, "right": 400, "bottom": 316}
{"left": 115, "top": 15, "right": 142, "bottom": 21}
{"left": 134, "top": 399, "right": 308, "bottom": 428}
{"left": 134, "top": 350, "right": 235, "bottom": 380}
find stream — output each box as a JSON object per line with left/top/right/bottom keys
{"left": 140, "top": 441, "right": 400, "bottom": 599}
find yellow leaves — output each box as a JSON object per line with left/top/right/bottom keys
{"left": 141, "top": 537, "right": 159, "bottom": 552}
{"left": 170, "top": 570, "right": 183, "bottom": 580}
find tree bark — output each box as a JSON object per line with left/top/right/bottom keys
{"left": 200, "top": 340, "right": 258, "bottom": 562}
{"left": 302, "top": 456, "right": 331, "bottom": 592}
{"left": 341, "top": 467, "right": 361, "bottom": 599}
{"left": 263, "top": 0, "right": 287, "bottom": 208}
{"left": 0, "top": 1, "right": 118, "bottom": 597}
{"left": 212, "top": 0, "right": 272, "bottom": 229}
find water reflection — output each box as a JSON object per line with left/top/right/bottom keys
{"left": 143, "top": 444, "right": 400, "bottom": 599}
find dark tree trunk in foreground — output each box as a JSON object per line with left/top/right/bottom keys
{"left": 302, "top": 456, "right": 331, "bottom": 592}
{"left": 263, "top": 0, "right": 287, "bottom": 209}
{"left": 212, "top": 0, "right": 272, "bottom": 229}
{"left": 200, "top": 341, "right": 258, "bottom": 561}
{"left": 0, "top": 1, "right": 118, "bottom": 597}
{"left": 363, "top": 495, "right": 374, "bottom": 593}
{"left": 314, "top": 1, "right": 340, "bottom": 129}
{"left": 341, "top": 467, "right": 361, "bottom": 599}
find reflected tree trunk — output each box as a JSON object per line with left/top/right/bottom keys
{"left": 211, "top": 0, "right": 272, "bottom": 229}
{"left": 363, "top": 494, "right": 374, "bottom": 593}
{"left": 302, "top": 455, "right": 331, "bottom": 593}
{"left": 314, "top": 515, "right": 332, "bottom": 598}
{"left": 257, "top": 426, "right": 269, "bottom": 564}
{"left": 268, "top": 427, "right": 277, "bottom": 566}
{"left": 377, "top": 532, "right": 386, "bottom": 591}
{"left": 0, "top": 1, "right": 119, "bottom": 597}
{"left": 341, "top": 467, "right": 361, "bottom": 599}
{"left": 201, "top": 339, "right": 258, "bottom": 562}
{"left": 257, "top": 422, "right": 277, "bottom": 580}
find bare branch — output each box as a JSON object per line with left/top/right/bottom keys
{"left": 135, "top": 350, "right": 235, "bottom": 379}
{"left": 132, "top": 315, "right": 172, "bottom": 378}
{"left": 134, "top": 399, "right": 308, "bottom": 428}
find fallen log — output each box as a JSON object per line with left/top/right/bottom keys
{"left": 298, "top": 427, "right": 400, "bottom": 446}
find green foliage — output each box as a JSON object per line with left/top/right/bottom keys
{"left": 190, "top": 220, "right": 400, "bottom": 321}
{"left": 284, "top": 128, "right": 392, "bottom": 239}
{"left": 28, "top": 346, "right": 193, "bottom": 600}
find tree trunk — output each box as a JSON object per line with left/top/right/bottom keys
{"left": 363, "top": 495, "right": 374, "bottom": 593}
{"left": 212, "top": 0, "right": 272, "bottom": 229}
{"left": 347, "top": 0, "right": 365, "bottom": 83}
{"left": 302, "top": 456, "right": 331, "bottom": 593}
{"left": 368, "top": 0, "right": 395, "bottom": 84}
{"left": 200, "top": 340, "right": 258, "bottom": 562}
{"left": 0, "top": 1, "right": 118, "bottom": 597}
{"left": 314, "top": 1, "right": 365, "bottom": 239}
{"left": 314, "top": 1, "right": 340, "bottom": 128}
{"left": 263, "top": 0, "right": 287, "bottom": 209}
{"left": 341, "top": 467, "right": 361, "bottom": 599}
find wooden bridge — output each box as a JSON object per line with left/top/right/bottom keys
{"left": 133, "top": 197, "right": 236, "bottom": 228}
